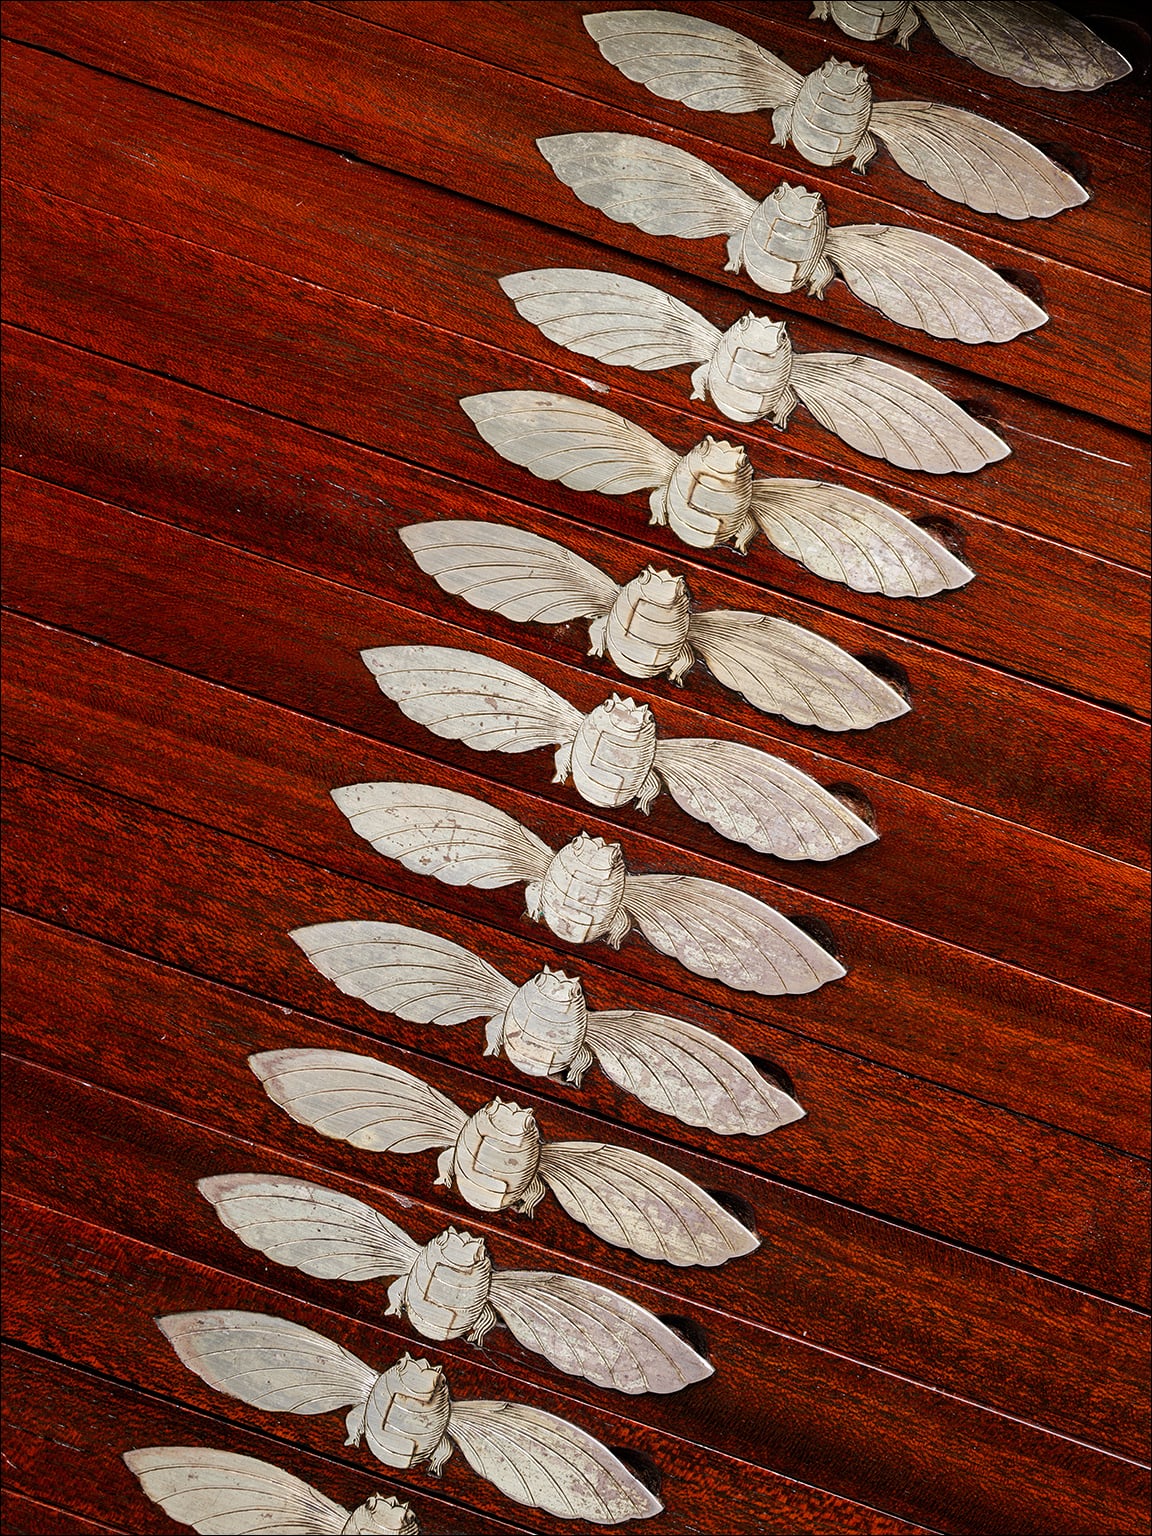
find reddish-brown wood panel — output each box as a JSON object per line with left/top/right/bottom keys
{"left": 0, "top": 1345, "right": 540, "bottom": 1536}
{"left": 5, "top": 1057, "right": 1145, "bottom": 1534}
{"left": 3, "top": 0, "right": 1149, "bottom": 437}
{"left": 323, "top": 0, "right": 1152, "bottom": 290}
{"left": 4, "top": 478, "right": 1149, "bottom": 1013}
{"left": 2, "top": 39, "right": 1148, "bottom": 713}
{"left": 3, "top": 329, "right": 1148, "bottom": 877}
{"left": 4, "top": 1194, "right": 959, "bottom": 1536}
{"left": 0, "top": 1488, "right": 125, "bottom": 1536}
{"left": 2, "top": 829, "right": 1148, "bottom": 1453}
{"left": 3, "top": 597, "right": 1150, "bottom": 1200}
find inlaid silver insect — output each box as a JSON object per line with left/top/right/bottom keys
{"left": 584, "top": 10, "right": 1089, "bottom": 219}
{"left": 812, "top": 1, "right": 1131, "bottom": 92}
{"left": 200, "top": 1172, "right": 713, "bottom": 1392}
{"left": 463, "top": 389, "right": 977, "bottom": 599}
{"left": 158, "top": 1313, "right": 663, "bottom": 1524}
{"left": 124, "top": 1447, "right": 420, "bottom": 1535}
{"left": 250, "top": 1049, "right": 761, "bottom": 1267}
{"left": 329, "top": 782, "right": 845, "bottom": 996}
{"left": 291, "top": 920, "right": 806, "bottom": 1132}
{"left": 495, "top": 272, "right": 1007, "bottom": 480}
{"left": 400, "top": 520, "right": 910, "bottom": 732}
{"left": 362, "top": 644, "right": 877, "bottom": 860}
{"left": 540, "top": 133, "right": 1049, "bottom": 342}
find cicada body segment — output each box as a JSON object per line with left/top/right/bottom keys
{"left": 449, "top": 1099, "right": 544, "bottom": 1212}
{"left": 601, "top": 569, "right": 694, "bottom": 680}
{"left": 401, "top": 1229, "right": 494, "bottom": 1342}
{"left": 569, "top": 696, "right": 660, "bottom": 809}
{"left": 501, "top": 968, "right": 592, "bottom": 1079}
{"left": 729, "top": 183, "right": 832, "bottom": 296}
{"left": 653, "top": 438, "right": 757, "bottom": 549}
{"left": 785, "top": 61, "right": 876, "bottom": 168}
{"left": 358, "top": 1355, "right": 452, "bottom": 1471}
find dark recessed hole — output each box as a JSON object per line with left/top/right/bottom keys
{"left": 822, "top": 782, "right": 878, "bottom": 832}
{"left": 913, "top": 515, "right": 969, "bottom": 563}
{"left": 855, "top": 652, "right": 912, "bottom": 705}
{"left": 747, "top": 1055, "right": 798, "bottom": 1100}
{"left": 785, "top": 913, "right": 839, "bottom": 960}
{"left": 953, "top": 397, "right": 1002, "bottom": 433}
{"left": 1087, "top": 16, "right": 1149, "bottom": 76}
{"left": 656, "top": 1313, "right": 711, "bottom": 1360}
{"left": 1036, "top": 142, "right": 1092, "bottom": 188}
{"left": 608, "top": 1448, "right": 664, "bottom": 1498}
{"left": 994, "top": 267, "right": 1045, "bottom": 309}
{"left": 704, "top": 1188, "right": 758, "bottom": 1236}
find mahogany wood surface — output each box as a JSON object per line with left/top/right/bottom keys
{"left": 3, "top": 3, "right": 1149, "bottom": 434}
{"left": 2, "top": 4, "right": 1148, "bottom": 1534}
{"left": 4, "top": 331, "right": 1149, "bottom": 875}
{"left": 2, "top": 44, "right": 1149, "bottom": 707}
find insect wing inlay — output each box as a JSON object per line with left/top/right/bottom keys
{"left": 201, "top": 1172, "right": 713, "bottom": 1393}
{"left": 400, "top": 520, "right": 911, "bottom": 730}
{"left": 123, "top": 1446, "right": 419, "bottom": 1535}
{"left": 538, "top": 133, "right": 1048, "bottom": 342}
{"left": 467, "top": 385, "right": 980, "bottom": 587}
{"left": 813, "top": 1, "right": 1132, "bottom": 92}
{"left": 249, "top": 1049, "right": 761, "bottom": 1265}
{"left": 329, "top": 782, "right": 845, "bottom": 994}
{"left": 291, "top": 919, "right": 807, "bottom": 1132}
{"left": 158, "top": 1312, "right": 663, "bottom": 1522}
{"left": 584, "top": 11, "right": 1088, "bottom": 219}
{"left": 360, "top": 646, "right": 876, "bottom": 858}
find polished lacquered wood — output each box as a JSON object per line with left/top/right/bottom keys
{"left": 2, "top": 3, "right": 1148, "bottom": 1532}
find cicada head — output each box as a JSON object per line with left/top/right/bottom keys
{"left": 820, "top": 57, "right": 872, "bottom": 95}
{"left": 342, "top": 1494, "right": 421, "bottom": 1535}
{"left": 427, "top": 1225, "right": 491, "bottom": 1278}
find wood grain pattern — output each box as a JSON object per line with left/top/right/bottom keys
{"left": 1, "top": 1345, "right": 534, "bottom": 1536}
{"left": 3, "top": 328, "right": 1148, "bottom": 877}
{"left": 4, "top": 479, "right": 1149, "bottom": 1014}
{"left": 2, "top": 5, "right": 1147, "bottom": 1531}
{"left": 2, "top": 1081, "right": 1148, "bottom": 1536}
{"left": 2, "top": 851, "right": 1148, "bottom": 1448}
{"left": 3, "top": 1196, "right": 948, "bottom": 1535}
{"left": 3, "top": 598, "right": 1150, "bottom": 1196}
{"left": 2, "top": 40, "right": 1148, "bottom": 710}
{"left": 3, "top": 1, "right": 1149, "bottom": 437}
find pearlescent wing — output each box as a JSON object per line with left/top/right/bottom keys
{"left": 750, "top": 476, "right": 975, "bottom": 593}
{"left": 401, "top": 521, "right": 618, "bottom": 624}
{"left": 362, "top": 645, "right": 581, "bottom": 754}
{"left": 123, "top": 1447, "right": 354, "bottom": 1535}
{"left": 654, "top": 735, "right": 877, "bottom": 860}
{"left": 584, "top": 9, "right": 801, "bottom": 110}
{"left": 250, "top": 1049, "right": 466, "bottom": 1154}
{"left": 625, "top": 871, "right": 845, "bottom": 995}
{"left": 448, "top": 1400, "right": 663, "bottom": 1523}
{"left": 462, "top": 390, "right": 676, "bottom": 494}
{"left": 157, "top": 1311, "right": 376, "bottom": 1415}
{"left": 538, "top": 1141, "right": 760, "bottom": 1265}
{"left": 825, "top": 222, "right": 1047, "bottom": 343}
{"left": 499, "top": 269, "right": 719, "bottom": 371}
{"left": 199, "top": 1173, "right": 421, "bottom": 1281}
{"left": 586, "top": 1008, "right": 805, "bottom": 1134}
{"left": 292, "top": 920, "right": 516, "bottom": 1025}
{"left": 488, "top": 1270, "right": 713, "bottom": 1393}
{"left": 917, "top": 1, "right": 1131, "bottom": 90}
{"left": 688, "top": 608, "right": 910, "bottom": 730}
{"left": 869, "top": 99, "right": 1088, "bottom": 218}
{"left": 331, "top": 782, "right": 553, "bottom": 888}
{"left": 538, "top": 131, "right": 756, "bottom": 238}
